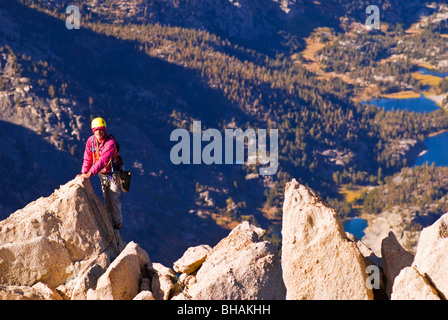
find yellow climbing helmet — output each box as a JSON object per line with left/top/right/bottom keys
{"left": 91, "top": 117, "right": 107, "bottom": 132}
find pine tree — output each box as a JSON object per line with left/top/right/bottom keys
{"left": 48, "top": 84, "right": 55, "bottom": 98}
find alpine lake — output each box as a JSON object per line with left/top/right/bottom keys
{"left": 343, "top": 67, "right": 448, "bottom": 238}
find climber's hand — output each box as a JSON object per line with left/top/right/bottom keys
{"left": 77, "top": 172, "right": 92, "bottom": 179}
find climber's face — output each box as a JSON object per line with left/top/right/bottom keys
{"left": 94, "top": 128, "right": 106, "bottom": 141}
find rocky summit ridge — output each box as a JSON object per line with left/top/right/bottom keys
{"left": 0, "top": 178, "right": 447, "bottom": 300}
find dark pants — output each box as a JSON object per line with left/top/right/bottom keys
{"left": 98, "top": 172, "right": 122, "bottom": 227}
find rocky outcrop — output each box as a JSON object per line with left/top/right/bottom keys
{"left": 282, "top": 180, "right": 390, "bottom": 300}
{"left": 0, "top": 282, "right": 63, "bottom": 300}
{"left": 150, "top": 262, "right": 177, "bottom": 300}
{"left": 173, "top": 244, "right": 212, "bottom": 275}
{"left": 412, "top": 213, "right": 448, "bottom": 299}
{"left": 391, "top": 266, "right": 440, "bottom": 300}
{"left": 381, "top": 232, "right": 414, "bottom": 298}
{"left": 0, "top": 178, "right": 180, "bottom": 300}
{"left": 0, "top": 178, "right": 125, "bottom": 293}
{"left": 3, "top": 177, "right": 448, "bottom": 300}
{"left": 389, "top": 213, "right": 448, "bottom": 300}
{"left": 86, "top": 241, "right": 150, "bottom": 300}
{"left": 281, "top": 179, "right": 374, "bottom": 300}
{"left": 0, "top": 178, "right": 285, "bottom": 300}
{"left": 185, "top": 222, "right": 286, "bottom": 300}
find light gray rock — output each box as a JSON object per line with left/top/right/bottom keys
{"left": 281, "top": 179, "right": 374, "bottom": 300}
{"left": 412, "top": 213, "right": 448, "bottom": 299}
{"left": 0, "top": 178, "right": 125, "bottom": 289}
{"left": 188, "top": 221, "right": 285, "bottom": 300}
{"left": 0, "top": 282, "right": 63, "bottom": 300}
{"left": 151, "top": 262, "right": 176, "bottom": 300}
{"left": 173, "top": 244, "right": 212, "bottom": 275}
{"left": 87, "top": 241, "right": 150, "bottom": 300}
{"left": 133, "top": 290, "right": 155, "bottom": 300}
{"left": 381, "top": 231, "right": 414, "bottom": 298}
{"left": 391, "top": 267, "right": 440, "bottom": 300}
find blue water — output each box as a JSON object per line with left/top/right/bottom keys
{"left": 365, "top": 94, "right": 440, "bottom": 113}
{"left": 417, "top": 67, "right": 448, "bottom": 78}
{"left": 343, "top": 218, "right": 368, "bottom": 239}
{"left": 351, "top": 70, "right": 448, "bottom": 238}
{"left": 365, "top": 93, "right": 448, "bottom": 167}
{"left": 364, "top": 67, "right": 448, "bottom": 114}
{"left": 413, "top": 131, "right": 448, "bottom": 167}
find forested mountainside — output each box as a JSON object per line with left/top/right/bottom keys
{"left": 17, "top": 0, "right": 429, "bottom": 55}
{"left": 1, "top": 0, "right": 448, "bottom": 264}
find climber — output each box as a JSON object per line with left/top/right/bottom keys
{"left": 77, "top": 117, "right": 123, "bottom": 229}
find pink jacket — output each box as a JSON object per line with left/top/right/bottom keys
{"left": 81, "top": 134, "right": 117, "bottom": 176}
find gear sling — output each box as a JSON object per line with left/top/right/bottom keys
{"left": 91, "top": 134, "right": 131, "bottom": 192}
